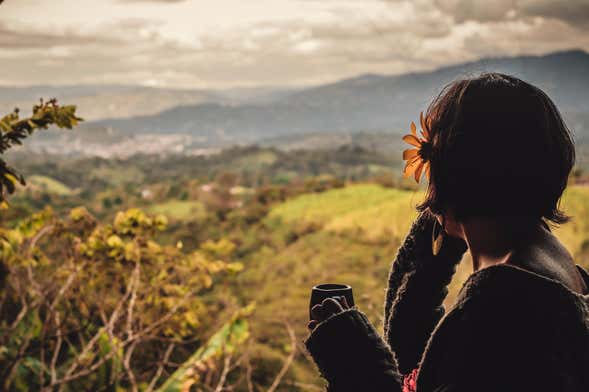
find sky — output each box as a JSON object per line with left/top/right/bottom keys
{"left": 1, "top": 0, "right": 588, "bottom": 89}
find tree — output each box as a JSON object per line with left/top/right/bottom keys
{"left": 0, "top": 99, "right": 82, "bottom": 204}
{"left": 0, "top": 207, "right": 246, "bottom": 390}
{"left": 0, "top": 102, "right": 257, "bottom": 391}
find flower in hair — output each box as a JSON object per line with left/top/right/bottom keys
{"left": 402, "top": 112, "right": 432, "bottom": 183}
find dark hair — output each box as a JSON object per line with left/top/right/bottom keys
{"left": 418, "top": 73, "right": 575, "bottom": 225}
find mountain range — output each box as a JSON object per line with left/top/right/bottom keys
{"left": 3, "top": 49, "right": 589, "bottom": 151}
{"left": 0, "top": 85, "right": 294, "bottom": 122}
{"left": 93, "top": 49, "right": 589, "bottom": 146}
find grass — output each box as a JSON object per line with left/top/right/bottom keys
{"left": 234, "top": 151, "right": 278, "bottom": 169}
{"left": 27, "top": 175, "right": 73, "bottom": 195}
{"left": 268, "top": 183, "right": 589, "bottom": 256}
{"left": 147, "top": 200, "right": 206, "bottom": 221}
{"left": 553, "top": 186, "right": 589, "bottom": 259}
{"left": 90, "top": 166, "right": 145, "bottom": 186}
{"left": 267, "top": 184, "right": 421, "bottom": 230}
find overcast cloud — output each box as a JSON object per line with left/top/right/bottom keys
{"left": 0, "top": 0, "right": 587, "bottom": 88}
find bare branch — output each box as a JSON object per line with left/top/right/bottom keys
{"left": 267, "top": 321, "right": 297, "bottom": 392}
{"left": 27, "top": 225, "right": 54, "bottom": 256}
{"left": 2, "top": 327, "right": 35, "bottom": 390}
{"left": 123, "top": 341, "right": 139, "bottom": 392}
{"left": 49, "top": 262, "right": 79, "bottom": 311}
{"left": 60, "top": 272, "right": 134, "bottom": 386}
{"left": 214, "top": 353, "right": 233, "bottom": 392}
{"left": 50, "top": 312, "right": 63, "bottom": 386}
{"left": 126, "top": 261, "right": 140, "bottom": 341}
{"left": 54, "top": 348, "right": 119, "bottom": 387}
{"left": 9, "top": 302, "right": 28, "bottom": 330}
{"left": 145, "top": 342, "right": 175, "bottom": 392}
{"left": 129, "top": 290, "right": 193, "bottom": 341}
{"left": 245, "top": 354, "right": 255, "bottom": 392}
{"left": 285, "top": 381, "right": 324, "bottom": 391}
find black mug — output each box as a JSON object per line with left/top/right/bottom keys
{"left": 309, "top": 283, "right": 355, "bottom": 320}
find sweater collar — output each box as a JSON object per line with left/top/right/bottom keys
{"left": 461, "top": 263, "right": 589, "bottom": 301}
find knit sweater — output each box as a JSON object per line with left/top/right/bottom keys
{"left": 305, "top": 215, "right": 589, "bottom": 392}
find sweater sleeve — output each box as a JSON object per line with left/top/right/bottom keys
{"left": 304, "top": 308, "right": 402, "bottom": 392}
{"left": 303, "top": 214, "right": 467, "bottom": 391}
{"left": 383, "top": 214, "right": 467, "bottom": 374}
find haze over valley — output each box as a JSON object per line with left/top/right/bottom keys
{"left": 5, "top": 50, "right": 589, "bottom": 164}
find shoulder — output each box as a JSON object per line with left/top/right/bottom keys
{"left": 426, "top": 265, "right": 557, "bottom": 346}
{"left": 445, "top": 264, "right": 586, "bottom": 339}
{"left": 455, "top": 263, "right": 580, "bottom": 310}
{"left": 420, "top": 265, "right": 560, "bottom": 363}
{"left": 417, "top": 264, "right": 589, "bottom": 391}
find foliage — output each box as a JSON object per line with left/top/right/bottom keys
{"left": 0, "top": 99, "right": 82, "bottom": 203}
{"left": 0, "top": 207, "right": 244, "bottom": 391}
{"left": 157, "top": 304, "right": 254, "bottom": 392}
{"left": 6, "top": 144, "right": 400, "bottom": 196}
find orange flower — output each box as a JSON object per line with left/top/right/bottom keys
{"left": 402, "top": 112, "right": 432, "bottom": 183}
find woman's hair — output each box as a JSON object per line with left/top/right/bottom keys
{"left": 418, "top": 73, "right": 575, "bottom": 225}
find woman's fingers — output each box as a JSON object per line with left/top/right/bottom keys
{"left": 311, "top": 304, "right": 327, "bottom": 322}
{"left": 323, "top": 297, "right": 344, "bottom": 315}
{"left": 339, "top": 296, "right": 350, "bottom": 309}
{"left": 308, "top": 297, "right": 350, "bottom": 332}
{"left": 309, "top": 297, "right": 347, "bottom": 330}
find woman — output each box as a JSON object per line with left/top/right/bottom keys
{"left": 305, "top": 73, "right": 589, "bottom": 392}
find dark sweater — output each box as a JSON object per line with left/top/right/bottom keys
{"left": 305, "top": 215, "right": 589, "bottom": 391}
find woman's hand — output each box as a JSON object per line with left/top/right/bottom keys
{"left": 308, "top": 296, "right": 350, "bottom": 331}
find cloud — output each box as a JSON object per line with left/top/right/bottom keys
{"left": 433, "top": 0, "right": 589, "bottom": 27}
{"left": 0, "top": 23, "right": 113, "bottom": 49}
{"left": 461, "top": 18, "right": 589, "bottom": 58}
{"left": 433, "top": 0, "right": 515, "bottom": 23}
{"left": 0, "top": 1, "right": 587, "bottom": 88}
{"left": 520, "top": 0, "right": 589, "bottom": 27}
{"left": 117, "top": 0, "right": 187, "bottom": 3}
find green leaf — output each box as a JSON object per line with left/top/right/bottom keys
{"left": 0, "top": 99, "right": 83, "bottom": 204}
{"left": 156, "top": 304, "right": 255, "bottom": 392}
{"left": 14, "top": 357, "right": 49, "bottom": 391}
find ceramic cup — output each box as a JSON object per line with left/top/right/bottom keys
{"left": 309, "top": 283, "right": 354, "bottom": 320}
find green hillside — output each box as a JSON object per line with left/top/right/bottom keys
{"left": 554, "top": 186, "right": 589, "bottom": 259}
{"left": 147, "top": 200, "right": 206, "bottom": 221}
{"left": 27, "top": 175, "right": 73, "bottom": 195}
{"left": 266, "top": 184, "right": 419, "bottom": 240}
{"left": 268, "top": 183, "right": 589, "bottom": 258}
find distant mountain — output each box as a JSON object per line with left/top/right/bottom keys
{"left": 0, "top": 85, "right": 220, "bottom": 121}
{"left": 84, "top": 50, "right": 589, "bottom": 145}
{"left": 0, "top": 84, "right": 296, "bottom": 121}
